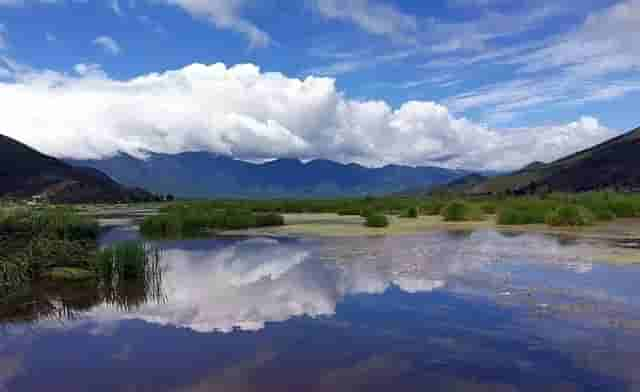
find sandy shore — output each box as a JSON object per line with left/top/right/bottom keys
{"left": 222, "top": 213, "right": 640, "bottom": 264}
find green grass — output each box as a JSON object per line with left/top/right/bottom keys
{"left": 0, "top": 206, "right": 100, "bottom": 295}
{"left": 441, "top": 201, "right": 484, "bottom": 222}
{"left": 95, "top": 241, "right": 157, "bottom": 281}
{"left": 140, "top": 205, "right": 285, "bottom": 237}
{"left": 45, "top": 267, "right": 97, "bottom": 281}
{"left": 364, "top": 214, "right": 390, "bottom": 228}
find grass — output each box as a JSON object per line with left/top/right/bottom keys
{"left": 95, "top": 241, "right": 164, "bottom": 311}
{"left": 95, "top": 241, "right": 158, "bottom": 281}
{"left": 0, "top": 206, "right": 100, "bottom": 297}
{"left": 140, "top": 204, "right": 285, "bottom": 238}
{"left": 45, "top": 267, "right": 97, "bottom": 281}
{"left": 545, "top": 205, "right": 595, "bottom": 227}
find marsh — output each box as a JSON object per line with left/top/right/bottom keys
{"left": 1, "top": 219, "right": 640, "bottom": 391}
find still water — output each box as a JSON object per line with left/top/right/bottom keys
{"left": 2, "top": 227, "right": 640, "bottom": 391}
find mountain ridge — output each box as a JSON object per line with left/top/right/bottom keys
{"left": 0, "top": 134, "right": 156, "bottom": 203}
{"left": 439, "top": 125, "right": 640, "bottom": 195}
{"left": 68, "top": 152, "right": 467, "bottom": 198}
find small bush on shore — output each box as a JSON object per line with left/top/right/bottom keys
{"left": 365, "top": 214, "right": 390, "bottom": 228}
{"left": 441, "top": 201, "right": 484, "bottom": 222}
{"left": 399, "top": 206, "right": 419, "bottom": 218}
{"left": 545, "top": 205, "right": 595, "bottom": 227}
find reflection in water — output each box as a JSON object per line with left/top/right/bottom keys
{"left": 2, "top": 229, "right": 640, "bottom": 391}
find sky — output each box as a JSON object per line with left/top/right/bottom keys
{"left": 0, "top": 0, "right": 638, "bottom": 170}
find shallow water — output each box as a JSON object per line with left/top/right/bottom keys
{"left": 1, "top": 227, "right": 640, "bottom": 391}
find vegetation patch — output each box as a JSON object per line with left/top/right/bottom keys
{"left": 0, "top": 206, "right": 100, "bottom": 298}
{"left": 141, "top": 204, "right": 285, "bottom": 238}
{"left": 400, "top": 206, "right": 419, "bottom": 218}
{"left": 365, "top": 214, "right": 390, "bottom": 228}
{"left": 441, "top": 201, "right": 484, "bottom": 222}
{"left": 545, "top": 205, "right": 595, "bottom": 227}
{"left": 45, "top": 267, "right": 96, "bottom": 281}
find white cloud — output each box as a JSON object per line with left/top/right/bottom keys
{"left": 510, "top": 0, "right": 640, "bottom": 77}
{"left": 92, "top": 35, "right": 121, "bottom": 55}
{"left": 0, "top": 62, "right": 618, "bottom": 170}
{"left": 159, "top": 0, "right": 270, "bottom": 47}
{"left": 311, "top": 0, "right": 417, "bottom": 43}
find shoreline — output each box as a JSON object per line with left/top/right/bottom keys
{"left": 220, "top": 213, "right": 640, "bottom": 265}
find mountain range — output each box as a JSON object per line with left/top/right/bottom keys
{"left": 68, "top": 152, "right": 467, "bottom": 198}
{"left": 440, "top": 125, "right": 640, "bottom": 195}
{"left": 0, "top": 134, "right": 156, "bottom": 203}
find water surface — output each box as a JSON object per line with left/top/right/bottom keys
{"left": 1, "top": 228, "right": 640, "bottom": 391}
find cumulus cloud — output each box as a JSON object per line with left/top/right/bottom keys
{"left": 0, "top": 62, "right": 617, "bottom": 170}
{"left": 92, "top": 35, "right": 121, "bottom": 55}
{"left": 159, "top": 0, "right": 270, "bottom": 47}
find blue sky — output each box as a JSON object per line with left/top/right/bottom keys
{"left": 0, "top": 0, "right": 638, "bottom": 170}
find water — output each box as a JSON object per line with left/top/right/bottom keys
{"left": 1, "top": 227, "right": 640, "bottom": 391}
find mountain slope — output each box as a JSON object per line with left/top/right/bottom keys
{"left": 0, "top": 134, "right": 155, "bottom": 203}
{"left": 68, "top": 152, "right": 466, "bottom": 198}
{"left": 463, "top": 126, "right": 640, "bottom": 194}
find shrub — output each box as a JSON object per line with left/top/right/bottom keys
{"left": 545, "top": 205, "right": 595, "bottom": 227}
{"left": 441, "top": 201, "right": 484, "bottom": 222}
{"left": 406, "top": 207, "right": 419, "bottom": 218}
{"left": 365, "top": 214, "right": 390, "bottom": 228}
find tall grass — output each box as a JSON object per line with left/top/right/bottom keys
{"left": 95, "top": 242, "right": 164, "bottom": 311}
{"left": 140, "top": 206, "right": 285, "bottom": 237}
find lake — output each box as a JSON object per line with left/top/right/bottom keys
{"left": 1, "top": 225, "right": 640, "bottom": 391}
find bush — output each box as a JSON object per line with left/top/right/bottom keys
{"left": 545, "top": 205, "right": 595, "bottom": 227}
{"left": 365, "top": 214, "right": 390, "bottom": 228}
{"left": 406, "top": 207, "right": 419, "bottom": 218}
{"left": 441, "top": 201, "right": 484, "bottom": 222}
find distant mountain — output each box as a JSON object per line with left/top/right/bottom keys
{"left": 68, "top": 152, "right": 466, "bottom": 198}
{"left": 446, "top": 125, "right": 640, "bottom": 195}
{"left": 0, "top": 134, "right": 156, "bottom": 203}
